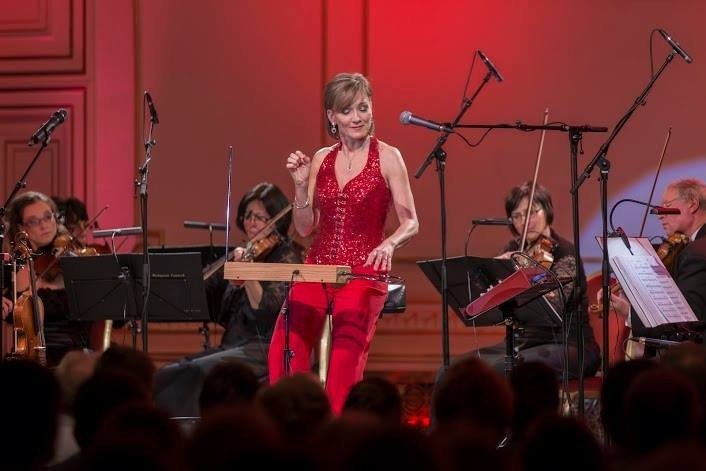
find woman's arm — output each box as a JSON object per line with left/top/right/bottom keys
{"left": 287, "top": 148, "right": 327, "bottom": 237}
{"left": 366, "top": 142, "right": 419, "bottom": 271}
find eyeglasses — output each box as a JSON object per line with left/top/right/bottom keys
{"left": 243, "top": 210, "right": 269, "bottom": 224}
{"left": 22, "top": 212, "right": 56, "bottom": 228}
{"left": 660, "top": 197, "right": 682, "bottom": 208}
{"left": 510, "top": 207, "right": 543, "bottom": 222}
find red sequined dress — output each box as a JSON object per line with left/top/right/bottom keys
{"left": 306, "top": 137, "right": 391, "bottom": 269}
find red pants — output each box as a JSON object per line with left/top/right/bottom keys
{"left": 268, "top": 276, "right": 387, "bottom": 414}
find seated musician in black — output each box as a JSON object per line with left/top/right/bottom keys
{"left": 4, "top": 191, "right": 90, "bottom": 365}
{"left": 154, "top": 182, "right": 302, "bottom": 416}
{"left": 467, "top": 182, "right": 601, "bottom": 378}
{"left": 607, "top": 178, "right": 706, "bottom": 340}
{"left": 53, "top": 196, "right": 90, "bottom": 247}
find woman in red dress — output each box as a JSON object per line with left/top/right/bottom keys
{"left": 268, "top": 73, "right": 419, "bottom": 413}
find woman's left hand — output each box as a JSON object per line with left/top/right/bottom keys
{"left": 2, "top": 297, "right": 12, "bottom": 319}
{"left": 365, "top": 242, "right": 395, "bottom": 272}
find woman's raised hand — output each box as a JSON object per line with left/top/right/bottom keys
{"left": 286, "top": 151, "right": 311, "bottom": 187}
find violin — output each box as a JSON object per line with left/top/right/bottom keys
{"left": 524, "top": 235, "right": 556, "bottom": 269}
{"left": 243, "top": 232, "right": 281, "bottom": 262}
{"left": 33, "top": 232, "right": 100, "bottom": 283}
{"left": 11, "top": 231, "right": 47, "bottom": 365}
{"left": 588, "top": 277, "right": 621, "bottom": 313}
{"left": 203, "top": 204, "right": 292, "bottom": 280}
{"left": 656, "top": 231, "right": 690, "bottom": 275}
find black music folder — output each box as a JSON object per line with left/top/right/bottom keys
{"left": 417, "top": 255, "right": 563, "bottom": 328}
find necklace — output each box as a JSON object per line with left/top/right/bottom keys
{"left": 342, "top": 137, "right": 370, "bottom": 173}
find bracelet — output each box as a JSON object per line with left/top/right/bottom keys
{"left": 293, "top": 197, "right": 310, "bottom": 209}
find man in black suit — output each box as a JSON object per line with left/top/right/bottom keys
{"left": 607, "top": 178, "right": 706, "bottom": 338}
{"left": 656, "top": 178, "right": 706, "bottom": 319}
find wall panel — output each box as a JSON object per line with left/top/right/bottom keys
{"left": 0, "top": 0, "right": 85, "bottom": 75}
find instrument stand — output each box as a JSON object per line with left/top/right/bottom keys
{"left": 571, "top": 50, "right": 678, "bottom": 416}
{"left": 414, "top": 71, "right": 494, "bottom": 372}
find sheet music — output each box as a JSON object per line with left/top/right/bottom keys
{"left": 597, "top": 237, "right": 697, "bottom": 328}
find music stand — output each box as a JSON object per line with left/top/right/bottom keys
{"left": 417, "top": 255, "right": 562, "bottom": 327}
{"left": 418, "top": 255, "right": 565, "bottom": 375}
{"left": 61, "top": 255, "right": 138, "bottom": 322}
{"left": 121, "top": 253, "right": 210, "bottom": 322}
{"left": 61, "top": 253, "right": 210, "bottom": 325}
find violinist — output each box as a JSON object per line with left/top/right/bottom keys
{"left": 4, "top": 191, "right": 90, "bottom": 365}
{"left": 53, "top": 196, "right": 90, "bottom": 246}
{"left": 607, "top": 178, "right": 706, "bottom": 330}
{"left": 154, "top": 182, "right": 302, "bottom": 417}
{"left": 471, "top": 182, "right": 601, "bottom": 378}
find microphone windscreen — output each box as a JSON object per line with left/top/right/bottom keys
{"left": 399, "top": 111, "right": 412, "bottom": 124}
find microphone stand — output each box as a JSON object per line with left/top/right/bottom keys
{"left": 1, "top": 133, "right": 56, "bottom": 358}
{"left": 135, "top": 110, "right": 157, "bottom": 353}
{"left": 570, "top": 51, "right": 678, "bottom": 414}
{"left": 415, "top": 71, "right": 493, "bottom": 371}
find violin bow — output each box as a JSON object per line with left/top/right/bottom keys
{"left": 519, "top": 108, "right": 550, "bottom": 251}
{"left": 638, "top": 127, "right": 672, "bottom": 237}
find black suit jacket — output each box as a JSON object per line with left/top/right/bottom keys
{"left": 672, "top": 226, "right": 706, "bottom": 320}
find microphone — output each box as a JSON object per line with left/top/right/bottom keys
{"left": 477, "top": 50, "right": 503, "bottom": 82}
{"left": 93, "top": 227, "right": 143, "bottom": 238}
{"left": 471, "top": 218, "right": 511, "bottom": 226}
{"left": 399, "top": 111, "right": 453, "bottom": 133}
{"left": 658, "top": 29, "right": 693, "bottom": 64}
{"left": 184, "top": 220, "right": 228, "bottom": 231}
{"left": 649, "top": 206, "right": 681, "bottom": 215}
{"left": 28, "top": 109, "right": 67, "bottom": 146}
{"left": 145, "top": 91, "right": 160, "bottom": 124}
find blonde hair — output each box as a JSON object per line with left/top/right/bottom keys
{"left": 668, "top": 179, "right": 706, "bottom": 212}
{"left": 323, "top": 73, "right": 374, "bottom": 138}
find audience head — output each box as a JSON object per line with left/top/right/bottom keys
{"left": 662, "top": 342, "right": 706, "bottom": 402}
{"left": 82, "top": 403, "right": 185, "bottom": 471}
{"left": 509, "top": 361, "right": 559, "bottom": 438}
{"left": 0, "top": 360, "right": 60, "bottom": 471}
{"left": 94, "top": 345, "right": 156, "bottom": 392}
{"left": 518, "top": 415, "right": 605, "bottom": 471}
{"left": 198, "top": 359, "right": 261, "bottom": 416}
{"left": 54, "top": 350, "right": 98, "bottom": 411}
{"left": 185, "top": 407, "right": 283, "bottom": 470}
{"left": 72, "top": 370, "right": 151, "bottom": 449}
{"left": 431, "top": 356, "right": 513, "bottom": 443}
{"left": 342, "top": 376, "right": 403, "bottom": 424}
{"left": 256, "top": 373, "right": 332, "bottom": 440}
{"left": 600, "top": 358, "right": 657, "bottom": 448}
{"left": 624, "top": 366, "right": 702, "bottom": 453}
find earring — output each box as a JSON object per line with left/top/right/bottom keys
{"left": 330, "top": 122, "right": 337, "bottom": 134}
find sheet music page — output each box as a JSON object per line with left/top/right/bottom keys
{"left": 596, "top": 237, "right": 697, "bottom": 327}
